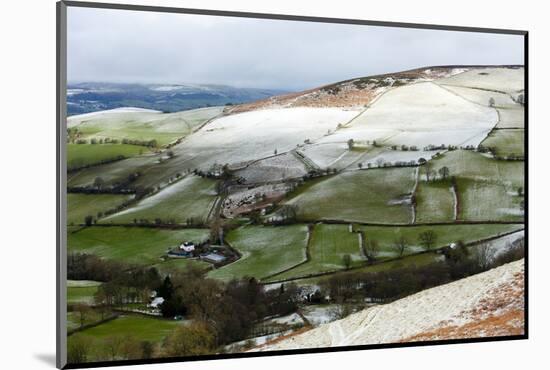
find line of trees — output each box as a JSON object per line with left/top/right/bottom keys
{"left": 363, "top": 229, "right": 439, "bottom": 261}
{"left": 68, "top": 254, "right": 303, "bottom": 361}
{"left": 321, "top": 237, "right": 524, "bottom": 304}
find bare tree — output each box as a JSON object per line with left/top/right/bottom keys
{"left": 74, "top": 303, "right": 91, "bottom": 329}
{"left": 342, "top": 254, "right": 352, "bottom": 270}
{"left": 438, "top": 166, "right": 450, "bottom": 180}
{"left": 423, "top": 161, "right": 433, "bottom": 181}
{"left": 418, "top": 230, "right": 437, "bottom": 250}
{"left": 93, "top": 176, "right": 105, "bottom": 190}
{"left": 517, "top": 94, "right": 524, "bottom": 105}
{"left": 393, "top": 236, "right": 408, "bottom": 257}
{"left": 67, "top": 336, "right": 92, "bottom": 364}
{"left": 366, "top": 238, "right": 379, "bottom": 260}
{"left": 474, "top": 243, "right": 492, "bottom": 271}
{"left": 103, "top": 335, "right": 126, "bottom": 361}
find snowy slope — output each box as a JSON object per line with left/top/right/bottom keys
{"left": 255, "top": 259, "right": 524, "bottom": 351}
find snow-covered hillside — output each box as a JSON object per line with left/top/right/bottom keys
{"left": 254, "top": 259, "right": 524, "bottom": 351}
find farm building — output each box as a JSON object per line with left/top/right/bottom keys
{"left": 201, "top": 253, "right": 227, "bottom": 264}
{"left": 148, "top": 297, "right": 164, "bottom": 308}
{"left": 179, "top": 241, "right": 195, "bottom": 252}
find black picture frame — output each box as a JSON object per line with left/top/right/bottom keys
{"left": 57, "top": 1, "right": 528, "bottom": 368}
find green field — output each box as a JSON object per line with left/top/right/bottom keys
{"left": 284, "top": 167, "right": 416, "bottom": 224}
{"left": 67, "top": 280, "right": 102, "bottom": 304}
{"left": 68, "top": 193, "right": 133, "bottom": 225}
{"left": 268, "top": 224, "right": 522, "bottom": 285}
{"left": 481, "top": 129, "right": 524, "bottom": 157}
{"left": 153, "top": 258, "right": 211, "bottom": 276}
{"left": 102, "top": 175, "right": 218, "bottom": 224}
{"left": 68, "top": 154, "right": 159, "bottom": 187}
{"left": 358, "top": 224, "right": 522, "bottom": 258}
{"left": 68, "top": 144, "right": 149, "bottom": 171}
{"left": 68, "top": 226, "right": 209, "bottom": 267}
{"left": 415, "top": 180, "right": 455, "bottom": 223}
{"left": 457, "top": 179, "right": 524, "bottom": 221}
{"left": 271, "top": 224, "right": 365, "bottom": 280}
{"left": 68, "top": 107, "right": 224, "bottom": 146}
{"left": 68, "top": 314, "right": 184, "bottom": 361}
{"left": 67, "top": 310, "right": 106, "bottom": 331}
{"left": 429, "top": 150, "right": 524, "bottom": 188}
{"left": 207, "top": 225, "right": 309, "bottom": 281}
{"left": 278, "top": 252, "right": 444, "bottom": 285}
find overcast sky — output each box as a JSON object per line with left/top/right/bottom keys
{"left": 67, "top": 7, "right": 524, "bottom": 91}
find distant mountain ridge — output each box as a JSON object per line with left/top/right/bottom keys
{"left": 66, "top": 82, "right": 289, "bottom": 116}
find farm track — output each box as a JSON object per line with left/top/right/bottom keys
{"left": 206, "top": 195, "right": 224, "bottom": 223}
{"left": 451, "top": 182, "right": 459, "bottom": 221}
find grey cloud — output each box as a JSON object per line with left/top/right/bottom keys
{"left": 68, "top": 7, "right": 524, "bottom": 90}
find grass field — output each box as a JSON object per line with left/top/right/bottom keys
{"left": 67, "top": 280, "right": 101, "bottom": 304}
{"left": 358, "top": 224, "right": 523, "bottom": 259}
{"left": 271, "top": 250, "right": 443, "bottom": 285}
{"left": 68, "top": 193, "right": 133, "bottom": 225}
{"left": 496, "top": 107, "right": 524, "bottom": 129}
{"left": 153, "top": 258, "right": 211, "bottom": 276}
{"left": 438, "top": 67, "right": 524, "bottom": 93}
{"left": 436, "top": 84, "right": 516, "bottom": 108}
{"left": 457, "top": 179, "right": 524, "bottom": 221}
{"left": 68, "top": 144, "right": 149, "bottom": 171}
{"left": 103, "top": 175, "right": 218, "bottom": 224}
{"left": 268, "top": 224, "right": 522, "bottom": 285}
{"left": 415, "top": 180, "right": 455, "bottom": 223}
{"left": 68, "top": 155, "right": 160, "bottom": 188}
{"left": 207, "top": 225, "right": 309, "bottom": 281}
{"left": 429, "top": 150, "right": 524, "bottom": 188}
{"left": 68, "top": 314, "right": 184, "bottom": 361}
{"left": 271, "top": 224, "right": 365, "bottom": 280}
{"left": 481, "top": 129, "right": 524, "bottom": 157}
{"left": 68, "top": 226, "right": 209, "bottom": 267}
{"left": 67, "top": 310, "right": 106, "bottom": 331}
{"left": 284, "top": 167, "right": 415, "bottom": 224}
{"left": 68, "top": 107, "right": 224, "bottom": 147}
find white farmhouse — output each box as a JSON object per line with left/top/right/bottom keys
{"left": 148, "top": 297, "right": 165, "bottom": 308}
{"left": 179, "top": 241, "right": 195, "bottom": 253}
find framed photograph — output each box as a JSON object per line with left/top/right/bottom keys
{"left": 57, "top": 1, "right": 527, "bottom": 368}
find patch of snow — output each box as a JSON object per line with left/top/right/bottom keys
{"left": 254, "top": 259, "right": 524, "bottom": 351}
{"left": 68, "top": 107, "right": 162, "bottom": 120}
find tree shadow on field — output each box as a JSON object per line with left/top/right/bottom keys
{"left": 34, "top": 353, "right": 56, "bottom": 367}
